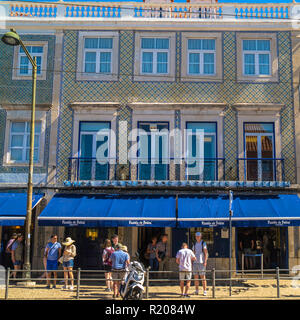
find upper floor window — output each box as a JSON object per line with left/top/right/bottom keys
{"left": 76, "top": 31, "right": 119, "bottom": 81}
{"left": 141, "top": 38, "right": 169, "bottom": 75}
{"left": 243, "top": 40, "right": 271, "bottom": 76}
{"left": 187, "top": 39, "right": 216, "bottom": 75}
{"left": 12, "top": 41, "right": 48, "bottom": 80}
{"left": 84, "top": 38, "right": 113, "bottom": 74}
{"left": 9, "top": 121, "right": 41, "bottom": 163}
{"left": 236, "top": 33, "right": 278, "bottom": 82}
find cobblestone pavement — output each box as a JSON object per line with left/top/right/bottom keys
{"left": 1, "top": 278, "right": 300, "bottom": 300}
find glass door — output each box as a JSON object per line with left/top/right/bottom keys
{"left": 79, "top": 122, "right": 110, "bottom": 180}
{"left": 244, "top": 123, "right": 274, "bottom": 181}
{"left": 138, "top": 122, "right": 169, "bottom": 180}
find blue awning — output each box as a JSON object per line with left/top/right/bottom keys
{"left": 0, "top": 193, "right": 44, "bottom": 226}
{"left": 178, "top": 194, "right": 300, "bottom": 228}
{"left": 38, "top": 194, "right": 176, "bottom": 227}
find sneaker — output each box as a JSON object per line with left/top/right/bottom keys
{"left": 62, "top": 285, "right": 68, "bottom": 290}
{"left": 184, "top": 294, "right": 191, "bottom": 298}
{"left": 105, "top": 288, "right": 111, "bottom": 292}
{"left": 194, "top": 290, "right": 199, "bottom": 295}
{"left": 69, "top": 286, "right": 74, "bottom": 291}
{"left": 46, "top": 285, "right": 51, "bottom": 289}
{"left": 203, "top": 291, "right": 207, "bottom": 296}
{"left": 52, "top": 285, "right": 57, "bottom": 289}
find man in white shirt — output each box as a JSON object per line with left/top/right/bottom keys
{"left": 176, "top": 242, "right": 196, "bottom": 298}
{"left": 192, "top": 232, "right": 208, "bottom": 296}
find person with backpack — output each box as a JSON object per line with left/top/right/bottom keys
{"left": 192, "top": 232, "right": 208, "bottom": 296}
{"left": 11, "top": 233, "right": 24, "bottom": 279}
{"left": 5, "top": 233, "right": 17, "bottom": 269}
{"left": 102, "top": 239, "right": 114, "bottom": 292}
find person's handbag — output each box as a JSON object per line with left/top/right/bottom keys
{"left": 58, "top": 256, "right": 64, "bottom": 264}
{"left": 158, "top": 251, "right": 166, "bottom": 261}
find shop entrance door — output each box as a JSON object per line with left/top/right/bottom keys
{"left": 236, "top": 227, "right": 288, "bottom": 271}
{"left": 65, "top": 227, "right": 117, "bottom": 270}
{"left": 138, "top": 228, "right": 165, "bottom": 265}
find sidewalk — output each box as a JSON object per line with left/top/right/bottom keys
{"left": 1, "top": 278, "right": 300, "bottom": 300}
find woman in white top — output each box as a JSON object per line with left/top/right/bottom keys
{"left": 61, "top": 237, "right": 76, "bottom": 290}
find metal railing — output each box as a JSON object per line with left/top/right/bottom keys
{"left": 237, "top": 158, "right": 285, "bottom": 182}
{"left": 2, "top": 267, "right": 299, "bottom": 300}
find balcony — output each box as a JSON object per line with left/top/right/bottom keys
{"left": 1, "top": 0, "right": 292, "bottom": 22}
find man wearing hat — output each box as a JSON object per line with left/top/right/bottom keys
{"left": 110, "top": 243, "right": 130, "bottom": 298}
{"left": 192, "top": 232, "right": 208, "bottom": 296}
{"left": 61, "top": 237, "right": 76, "bottom": 290}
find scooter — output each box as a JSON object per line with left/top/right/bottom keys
{"left": 119, "top": 256, "right": 145, "bottom": 300}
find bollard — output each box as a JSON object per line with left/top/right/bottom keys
{"left": 212, "top": 268, "right": 216, "bottom": 299}
{"left": 76, "top": 268, "right": 81, "bottom": 300}
{"left": 276, "top": 267, "right": 280, "bottom": 298}
{"left": 5, "top": 268, "right": 10, "bottom": 300}
{"left": 146, "top": 267, "right": 150, "bottom": 299}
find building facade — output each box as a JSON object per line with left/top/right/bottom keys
{"left": 0, "top": 0, "right": 300, "bottom": 275}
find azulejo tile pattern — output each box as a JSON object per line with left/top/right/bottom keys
{"left": 57, "top": 30, "right": 296, "bottom": 184}
{"left": 0, "top": 34, "right": 55, "bottom": 176}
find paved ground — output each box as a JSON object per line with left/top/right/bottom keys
{"left": 1, "top": 277, "right": 300, "bottom": 300}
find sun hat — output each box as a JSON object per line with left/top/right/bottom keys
{"left": 115, "top": 243, "right": 123, "bottom": 250}
{"left": 62, "top": 237, "right": 75, "bottom": 246}
{"left": 121, "top": 245, "right": 128, "bottom": 252}
{"left": 195, "top": 232, "right": 202, "bottom": 237}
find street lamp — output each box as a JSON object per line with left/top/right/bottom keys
{"left": 2, "top": 29, "right": 37, "bottom": 281}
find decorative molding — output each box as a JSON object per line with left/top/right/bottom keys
{"left": 233, "top": 103, "right": 284, "bottom": 114}
{"left": 1, "top": 104, "right": 52, "bottom": 111}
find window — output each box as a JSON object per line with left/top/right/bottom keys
{"left": 138, "top": 122, "right": 169, "bottom": 180}
{"left": 244, "top": 123, "right": 275, "bottom": 181}
{"left": 19, "top": 46, "right": 43, "bottom": 75}
{"left": 12, "top": 41, "right": 48, "bottom": 80}
{"left": 79, "top": 122, "right": 110, "bottom": 180}
{"left": 187, "top": 39, "right": 216, "bottom": 75}
{"left": 236, "top": 33, "right": 278, "bottom": 82}
{"left": 140, "top": 38, "right": 169, "bottom": 74}
{"left": 134, "top": 32, "right": 176, "bottom": 81}
{"left": 84, "top": 38, "right": 113, "bottom": 74}
{"left": 186, "top": 122, "right": 217, "bottom": 180}
{"left": 9, "top": 121, "right": 41, "bottom": 163}
{"left": 243, "top": 40, "right": 271, "bottom": 76}
{"left": 77, "top": 32, "right": 119, "bottom": 81}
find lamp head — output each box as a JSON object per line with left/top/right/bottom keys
{"left": 2, "top": 29, "right": 20, "bottom": 46}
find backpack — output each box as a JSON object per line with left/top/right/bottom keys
{"left": 104, "top": 248, "right": 114, "bottom": 267}
{"left": 192, "top": 240, "right": 209, "bottom": 259}
{"left": 5, "top": 239, "right": 16, "bottom": 254}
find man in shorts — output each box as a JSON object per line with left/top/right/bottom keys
{"left": 110, "top": 243, "right": 130, "bottom": 299}
{"left": 45, "top": 234, "right": 62, "bottom": 289}
{"left": 192, "top": 232, "right": 208, "bottom": 296}
{"left": 176, "top": 242, "right": 196, "bottom": 298}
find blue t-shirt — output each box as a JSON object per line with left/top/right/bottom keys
{"left": 46, "top": 242, "right": 61, "bottom": 261}
{"left": 111, "top": 250, "right": 129, "bottom": 270}
{"left": 11, "top": 241, "right": 19, "bottom": 251}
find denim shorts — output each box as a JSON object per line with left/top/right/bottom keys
{"left": 193, "top": 263, "right": 206, "bottom": 276}
{"left": 63, "top": 260, "right": 74, "bottom": 268}
{"left": 13, "top": 260, "right": 22, "bottom": 266}
{"left": 47, "top": 260, "right": 58, "bottom": 271}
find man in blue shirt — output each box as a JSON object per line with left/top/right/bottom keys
{"left": 110, "top": 243, "right": 130, "bottom": 298}
{"left": 45, "top": 234, "right": 61, "bottom": 289}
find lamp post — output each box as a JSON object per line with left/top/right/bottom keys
{"left": 2, "top": 29, "right": 37, "bottom": 281}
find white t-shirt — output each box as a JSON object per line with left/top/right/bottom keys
{"left": 192, "top": 241, "right": 207, "bottom": 264}
{"left": 176, "top": 248, "right": 196, "bottom": 271}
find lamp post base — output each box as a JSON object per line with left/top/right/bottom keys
{"left": 16, "top": 281, "right": 36, "bottom": 287}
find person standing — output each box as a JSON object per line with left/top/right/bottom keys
{"left": 192, "top": 232, "right": 208, "bottom": 296}
{"left": 45, "top": 234, "right": 61, "bottom": 289}
{"left": 240, "top": 230, "right": 255, "bottom": 270}
{"left": 176, "top": 243, "right": 196, "bottom": 298}
{"left": 11, "top": 234, "right": 24, "bottom": 279}
{"left": 61, "top": 237, "right": 76, "bottom": 290}
{"left": 156, "top": 234, "right": 171, "bottom": 275}
{"left": 147, "top": 236, "right": 159, "bottom": 273}
{"left": 5, "top": 233, "right": 17, "bottom": 269}
{"left": 110, "top": 243, "right": 130, "bottom": 299}
{"left": 102, "top": 239, "right": 114, "bottom": 292}
{"left": 111, "top": 234, "right": 119, "bottom": 250}
{"left": 262, "top": 232, "right": 271, "bottom": 269}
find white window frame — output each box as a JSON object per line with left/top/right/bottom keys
{"left": 77, "top": 31, "right": 119, "bottom": 81}
{"left": 236, "top": 33, "right": 278, "bottom": 82}
{"left": 140, "top": 38, "right": 170, "bottom": 75}
{"left": 9, "top": 121, "right": 41, "bottom": 164}
{"left": 187, "top": 41, "right": 216, "bottom": 76}
{"left": 242, "top": 40, "right": 271, "bottom": 76}
{"left": 12, "top": 41, "right": 48, "bottom": 81}
{"left": 134, "top": 32, "right": 176, "bottom": 82}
